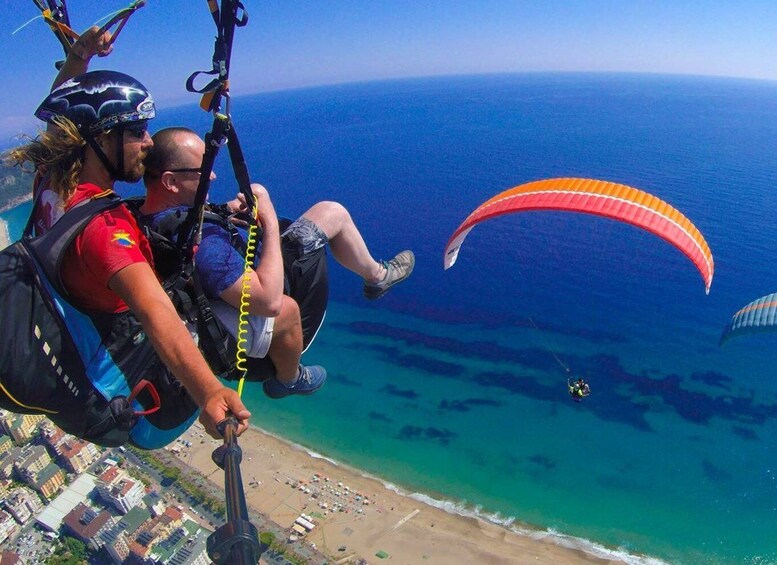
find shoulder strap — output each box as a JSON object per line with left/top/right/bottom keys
{"left": 25, "top": 193, "right": 123, "bottom": 292}
{"left": 121, "top": 202, "right": 236, "bottom": 376}
{"left": 132, "top": 204, "right": 237, "bottom": 254}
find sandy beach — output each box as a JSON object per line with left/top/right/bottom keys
{"left": 0, "top": 217, "right": 10, "bottom": 251}
{"left": 173, "top": 422, "right": 624, "bottom": 565}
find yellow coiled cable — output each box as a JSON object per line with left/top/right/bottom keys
{"left": 234, "top": 203, "right": 260, "bottom": 398}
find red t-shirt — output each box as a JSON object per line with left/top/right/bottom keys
{"left": 54, "top": 184, "right": 154, "bottom": 313}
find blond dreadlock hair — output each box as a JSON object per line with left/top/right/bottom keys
{"left": 3, "top": 116, "right": 88, "bottom": 203}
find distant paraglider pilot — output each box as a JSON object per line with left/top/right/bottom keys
{"left": 568, "top": 378, "right": 590, "bottom": 401}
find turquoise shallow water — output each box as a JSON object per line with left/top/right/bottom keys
{"left": 5, "top": 73, "right": 777, "bottom": 564}
{"left": 234, "top": 302, "right": 777, "bottom": 565}
{"left": 1, "top": 200, "right": 31, "bottom": 241}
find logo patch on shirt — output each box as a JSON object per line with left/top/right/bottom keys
{"left": 111, "top": 230, "right": 136, "bottom": 248}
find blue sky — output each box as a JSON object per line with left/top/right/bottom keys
{"left": 2, "top": 1, "right": 777, "bottom": 139}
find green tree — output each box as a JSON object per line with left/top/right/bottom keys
{"left": 259, "top": 531, "right": 276, "bottom": 546}
{"left": 63, "top": 536, "right": 87, "bottom": 560}
{"left": 162, "top": 466, "right": 181, "bottom": 482}
{"left": 47, "top": 536, "right": 88, "bottom": 565}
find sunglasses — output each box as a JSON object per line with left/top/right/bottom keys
{"left": 123, "top": 122, "right": 149, "bottom": 139}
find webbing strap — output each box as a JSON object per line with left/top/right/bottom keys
{"left": 31, "top": 0, "right": 75, "bottom": 54}
{"left": 185, "top": 0, "right": 248, "bottom": 111}
{"left": 177, "top": 114, "right": 256, "bottom": 274}
{"left": 127, "top": 379, "right": 161, "bottom": 416}
{"left": 26, "top": 192, "right": 122, "bottom": 293}
{"left": 179, "top": 1, "right": 254, "bottom": 268}
{"left": 177, "top": 113, "right": 230, "bottom": 269}
{"left": 29, "top": 0, "right": 146, "bottom": 68}
{"left": 192, "top": 273, "right": 234, "bottom": 374}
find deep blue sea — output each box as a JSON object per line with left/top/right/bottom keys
{"left": 5, "top": 73, "right": 777, "bottom": 564}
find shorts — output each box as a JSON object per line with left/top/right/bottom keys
{"left": 281, "top": 217, "right": 329, "bottom": 255}
{"left": 209, "top": 299, "right": 275, "bottom": 359}
{"left": 207, "top": 217, "right": 328, "bottom": 361}
{"left": 281, "top": 217, "right": 329, "bottom": 352}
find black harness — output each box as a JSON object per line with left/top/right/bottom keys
{"left": 125, "top": 200, "right": 240, "bottom": 380}
{"left": 127, "top": 200, "right": 329, "bottom": 382}
{"left": 0, "top": 194, "right": 198, "bottom": 449}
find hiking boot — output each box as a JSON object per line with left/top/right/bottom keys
{"left": 263, "top": 364, "right": 327, "bottom": 399}
{"left": 363, "top": 250, "right": 415, "bottom": 300}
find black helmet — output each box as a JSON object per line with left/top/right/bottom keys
{"left": 35, "top": 70, "right": 155, "bottom": 136}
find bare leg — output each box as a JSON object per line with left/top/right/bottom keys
{"left": 301, "top": 201, "right": 385, "bottom": 283}
{"left": 267, "top": 295, "right": 303, "bottom": 383}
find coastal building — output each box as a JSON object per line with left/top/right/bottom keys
{"left": 2, "top": 487, "right": 44, "bottom": 524}
{"left": 114, "top": 505, "right": 152, "bottom": 538}
{"left": 147, "top": 506, "right": 185, "bottom": 541}
{"left": 166, "top": 533, "right": 210, "bottom": 565}
{"left": 102, "top": 532, "right": 130, "bottom": 565}
{"left": 0, "top": 510, "right": 17, "bottom": 545}
{"left": 295, "top": 514, "right": 316, "bottom": 532}
{"left": 14, "top": 445, "right": 51, "bottom": 482}
{"left": 128, "top": 536, "right": 154, "bottom": 562}
{"left": 143, "top": 492, "right": 166, "bottom": 517}
{"left": 57, "top": 437, "right": 101, "bottom": 474}
{"left": 0, "top": 449, "right": 20, "bottom": 480}
{"left": 96, "top": 466, "right": 121, "bottom": 494}
{"left": 99, "top": 506, "right": 151, "bottom": 564}
{"left": 27, "top": 462, "right": 66, "bottom": 500}
{"left": 0, "top": 435, "right": 12, "bottom": 455}
{"left": 0, "top": 551, "right": 21, "bottom": 564}
{"left": 62, "top": 503, "right": 115, "bottom": 551}
{"left": 0, "top": 411, "right": 45, "bottom": 445}
{"left": 96, "top": 466, "right": 145, "bottom": 514}
{"left": 150, "top": 521, "right": 210, "bottom": 565}
{"left": 39, "top": 422, "right": 102, "bottom": 473}
{"left": 35, "top": 473, "right": 97, "bottom": 532}
{"left": 128, "top": 506, "right": 185, "bottom": 561}
{"left": 38, "top": 420, "right": 66, "bottom": 448}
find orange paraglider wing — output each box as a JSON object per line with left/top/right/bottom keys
{"left": 443, "top": 178, "right": 714, "bottom": 294}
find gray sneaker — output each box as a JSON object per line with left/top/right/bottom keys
{"left": 263, "top": 365, "right": 327, "bottom": 399}
{"left": 363, "top": 250, "right": 415, "bottom": 300}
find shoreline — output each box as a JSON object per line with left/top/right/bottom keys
{"left": 173, "top": 422, "right": 659, "bottom": 565}
{"left": 0, "top": 194, "right": 31, "bottom": 250}
{"left": 0, "top": 193, "right": 32, "bottom": 214}
{"left": 0, "top": 217, "right": 9, "bottom": 251}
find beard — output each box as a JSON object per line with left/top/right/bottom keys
{"left": 120, "top": 149, "right": 148, "bottom": 183}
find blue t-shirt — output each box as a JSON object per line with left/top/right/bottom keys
{"left": 145, "top": 207, "right": 255, "bottom": 298}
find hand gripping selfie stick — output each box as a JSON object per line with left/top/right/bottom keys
{"left": 206, "top": 417, "right": 261, "bottom": 564}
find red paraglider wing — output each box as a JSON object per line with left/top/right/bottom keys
{"left": 443, "top": 178, "right": 714, "bottom": 293}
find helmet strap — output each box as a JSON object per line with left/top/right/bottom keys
{"left": 84, "top": 132, "right": 124, "bottom": 181}
{"left": 114, "top": 128, "right": 126, "bottom": 181}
